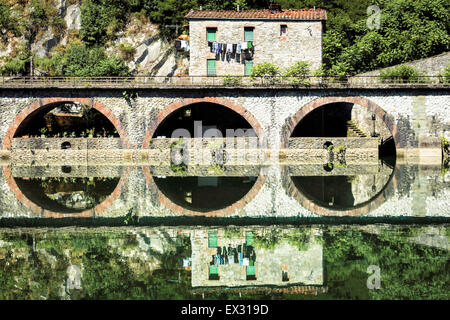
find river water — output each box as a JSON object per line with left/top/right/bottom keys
{"left": 0, "top": 161, "right": 448, "bottom": 299}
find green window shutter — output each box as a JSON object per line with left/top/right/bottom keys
{"left": 246, "top": 266, "right": 256, "bottom": 276}
{"left": 207, "top": 59, "right": 216, "bottom": 76}
{"left": 244, "top": 27, "right": 254, "bottom": 41}
{"left": 246, "top": 231, "right": 254, "bottom": 245}
{"left": 209, "top": 265, "right": 218, "bottom": 275}
{"left": 244, "top": 60, "right": 253, "bottom": 76}
{"left": 208, "top": 231, "right": 218, "bottom": 247}
{"left": 206, "top": 28, "right": 216, "bottom": 41}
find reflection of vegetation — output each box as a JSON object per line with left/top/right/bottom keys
{"left": 170, "top": 138, "right": 188, "bottom": 175}
{"left": 1, "top": 226, "right": 448, "bottom": 300}
{"left": 253, "top": 229, "right": 315, "bottom": 252}
{"left": 15, "top": 176, "right": 119, "bottom": 213}
{"left": 224, "top": 228, "right": 242, "bottom": 240}
{"left": 0, "top": 230, "right": 194, "bottom": 300}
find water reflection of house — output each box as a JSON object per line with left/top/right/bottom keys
{"left": 190, "top": 228, "right": 326, "bottom": 295}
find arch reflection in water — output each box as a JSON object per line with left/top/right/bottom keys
{"left": 285, "top": 162, "right": 395, "bottom": 216}
{"left": 153, "top": 176, "right": 258, "bottom": 213}
{"left": 14, "top": 176, "right": 120, "bottom": 214}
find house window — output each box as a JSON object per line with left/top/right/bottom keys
{"left": 207, "top": 59, "right": 217, "bottom": 77}
{"left": 206, "top": 28, "right": 217, "bottom": 41}
{"left": 282, "top": 271, "right": 289, "bottom": 282}
{"left": 280, "top": 25, "right": 287, "bottom": 36}
{"left": 208, "top": 231, "right": 218, "bottom": 247}
{"left": 244, "top": 27, "right": 254, "bottom": 42}
{"left": 246, "top": 266, "right": 256, "bottom": 280}
{"left": 246, "top": 231, "right": 254, "bottom": 245}
{"left": 244, "top": 60, "right": 253, "bottom": 76}
{"left": 209, "top": 265, "right": 219, "bottom": 280}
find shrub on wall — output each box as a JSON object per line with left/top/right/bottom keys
{"left": 283, "top": 61, "right": 311, "bottom": 85}
{"left": 250, "top": 62, "right": 280, "bottom": 85}
{"left": 380, "top": 65, "right": 428, "bottom": 83}
{"left": 222, "top": 74, "right": 242, "bottom": 86}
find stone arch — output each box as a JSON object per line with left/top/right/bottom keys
{"left": 2, "top": 166, "right": 129, "bottom": 218}
{"left": 143, "top": 97, "right": 265, "bottom": 148}
{"left": 143, "top": 167, "right": 266, "bottom": 217}
{"left": 2, "top": 97, "right": 131, "bottom": 150}
{"left": 280, "top": 166, "right": 397, "bottom": 217}
{"left": 281, "top": 96, "right": 400, "bottom": 148}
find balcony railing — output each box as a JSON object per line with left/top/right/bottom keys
{"left": 0, "top": 75, "right": 447, "bottom": 88}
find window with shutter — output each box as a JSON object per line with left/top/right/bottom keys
{"left": 244, "top": 60, "right": 253, "bottom": 76}
{"left": 207, "top": 59, "right": 216, "bottom": 76}
{"left": 244, "top": 27, "right": 254, "bottom": 42}
{"left": 206, "top": 28, "right": 217, "bottom": 41}
{"left": 208, "top": 231, "right": 218, "bottom": 247}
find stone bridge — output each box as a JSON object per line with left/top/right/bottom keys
{"left": 0, "top": 83, "right": 448, "bottom": 162}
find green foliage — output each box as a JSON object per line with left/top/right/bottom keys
{"left": 118, "top": 42, "right": 136, "bottom": 61}
{"left": 36, "top": 43, "right": 131, "bottom": 76}
{"left": 441, "top": 64, "right": 450, "bottom": 84}
{"left": 283, "top": 61, "right": 311, "bottom": 85}
{"left": 250, "top": 62, "right": 280, "bottom": 84}
{"left": 147, "top": 0, "right": 197, "bottom": 39}
{"left": 222, "top": 74, "right": 242, "bottom": 86}
{"left": 0, "top": 1, "right": 21, "bottom": 37}
{"left": 380, "top": 65, "right": 427, "bottom": 83}
{"left": 0, "top": 45, "right": 30, "bottom": 76}
{"left": 325, "top": 0, "right": 449, "bottom": 74}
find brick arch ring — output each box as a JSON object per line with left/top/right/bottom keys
{"left": 280, "top": 166, "right": 397, "bottom": 217}
{"left": 2, "top": 97, "right": 131, "bottom": 150}
{"left": 281, "top": 96, "right": 401, "bottom": 149}
{"left": 143, "top": 166, "right": 266, "bottom": 217}
{"left": 142, "top": 97, "right": 266, "bottom": 148}
{"left": 2, "top": 166, "right": 129, "bottom": 218}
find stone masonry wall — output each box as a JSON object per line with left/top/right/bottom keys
{"left": 189, "top": 19, "right": 323, "bottom": 76}
{"left": 0, "top": 88, "right": 448, "bottom": 161}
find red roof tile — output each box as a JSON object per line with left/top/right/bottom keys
{"left": 185, "top": 8, "right": 327, "bottom": 21}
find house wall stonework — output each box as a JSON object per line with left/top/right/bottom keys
{"left": 188, "top": 19, "right": 323, "bottom": 76}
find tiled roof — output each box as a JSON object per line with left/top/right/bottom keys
{"left": 193, "top": 285, "right": 328, "bottom": 295}
{"left": 185, "top": 9, "right": 327, "bottom": 21}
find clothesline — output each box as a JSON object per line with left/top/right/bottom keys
{"left": 175, "top": 39, "right": 190, "bottom": 52}
{"left": 208, "top": 41, "right": 254, "bottom": 55}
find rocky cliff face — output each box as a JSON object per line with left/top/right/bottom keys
{"left": 1, "top": 0, "right": 188, "bottom": 76}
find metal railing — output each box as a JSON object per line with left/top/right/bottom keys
{"left": 0, "top": 75, "right": 447, "bottom": 88}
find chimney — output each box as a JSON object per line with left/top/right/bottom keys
{"left": 237, "top": 5, "right": 240, "bottom": 12}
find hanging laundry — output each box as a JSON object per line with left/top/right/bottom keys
{"left": 175, "top": 40, "right": 181, "bottom": 50}
{"left": 248, "top": 41, "right": 253, "bottom": 49}
{"left": 180, "top": 40, "right": 187, "bottom": 49}
{"left": 227, "top": 44, "right": 232, "bottom": 53}
{"left": 232, "top": 44, "right": 237, "bottom": 54}
{"left": 241, "top": 41, "right": 248, "bottom": 50}
{"left": 184, "top": 41, "right": 189, "bottom": 52}
{"left": 237, "top": 42, "right": 242, "bottom": 54}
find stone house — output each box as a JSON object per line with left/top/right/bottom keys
{"left": 185, "top": 5, "right": 327, "bottom": 76}
{"left": 190, "top": 229, "right": 324, "bottom": 289}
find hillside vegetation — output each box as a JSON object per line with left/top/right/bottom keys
{"left": 0, "top": 0, "right": 448, "bottom": 76}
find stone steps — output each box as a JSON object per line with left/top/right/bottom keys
{"left": 346, "top": 121, "right": 368, "bottom": 137}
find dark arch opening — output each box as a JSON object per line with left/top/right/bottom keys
{"left": 14, "top": 176, "right": 120, "bottom": 213}
{"left": 290, "top": 102, "right": 396, "bottom": 159}
{"left": 14, "top": 102, "right": 119, "bottom": 138}
{"left": 290, "top": 171, "right": 394, "bottom": 212}
{"left": 153, "top": 102, "right": 254, "bottom": 138}
{"left": 153, "top": 176, "right": 257, "bottom": 212}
